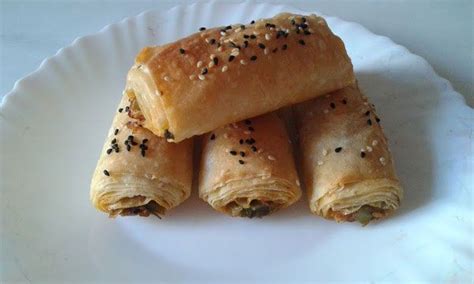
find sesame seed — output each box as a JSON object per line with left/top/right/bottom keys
{"left": 103, "top": 170, "right": 110, "bottom": 176}
{"left": 251, "top": 146, "right": 257, "bottom": 152}
{"left": 114, "top": 129, "right": 119, "bottom": 135}
{"left": 240, "top": 59, "right": 247, "bottom": 65}
{"left": 296, "top": 180, "right": 301, "bottom": 186}
{"left": 379, "top": 157, "right": 386, "bottom": 165}
{"left": 208, "top": 61, "right": 215, "bottom": 68}
{"left": 199, "top": 27, "right": 206, "bottom": 31}
{"left": 218, "top": 46, "right": 223, "bottom": 52}
{"left": 250, "top": 55, "right": 257, "bottom": 61}
{"left": 264, "top": 49, "right": 269, "bottom": 55}
{"left": 367, "top": 119, "right": 372, "bottom": 125}
{"left": 253, "top": 31, "right": 260, "bottom": 35}
{"left": 231, "top": 50, "right": 240, "bottom": 57}
{"left": 179, "top": 48, "right": 185, "bottom": 54}
{"left": 265, "top": 33, "right": 271, "bottom": 40}
{"left": 235, "top": 27, "right": 242, "bottom": 33}
{"left": 221, "top": 65, "right": 228, "bottom": 72}
{"left": 322, "top": 149, "right": 328, "bottom": 156}
{"left": 197, "top": 61, "right": 203, "bottom": 68}
{"left": 164, "top": 76, "right": 170, "bottom": 82}
{"left": 335, "top": 147, "right": 342, "bottom": 153}
{"left": 323, "top": 109, "right": 329, "bottom": 114}
{"left": 201, "top": 68, "right": 208, "bottom": 75}
{"left": 210, "top": 133, "right": 215, "bottom": 140}
{"left": 317, "top": 161, "right": 323, "bottom": 166}
{"left": 118, "top": 108, "right": 123, "bottom": 113}
{"left": 361, "top": 152, "right": 366, "bottom": 158}
{"left": 210, "top": 53, "right": 216, "bottom": 59}
{"left": 268, "top": 155, "right": 276, "bottom": 161}
{"left": 189, "top": 75, "right": 196, "bottom": 80}
{"left": 330, "top": 102, "right": 335, "bottom": 109}
{"left": 220, "top": 31, "right": 226, "bottom": 36}
{"left": 366, "top": 146, "right": 373, "bottom": 152}
{"left": 239, "top": 139, "right": 244, "bottom": 144}
{"left": 282, "top": 44, "right": 288, "bottom": 50}
{"left": 228, "top": 55, "right": 235, "bottom": 62}
{"left": 240, "top": 151, "right": 245, "bottom": 157}
{"left": 223, "top": 133, "right": 229, "bottom": 138}
{"left": 231, "top": 123, "right": 238, "bottom": 129}
{"left": 244, "top": 130, "right": 251, "bottom": 135}
{"left": 372, "top": 140, "right": 378, "bottom": 146}
{"left": 106, "top": 149, "right": 112, "bottom": 155}
{"left": 198, "top": 74, "right": 205, "bottom": 80}
{"left": 239, "top": 160, "right": 245, "bottom": 165}
{"left": 298, "top": 39, "right": 306, "bottom": 45}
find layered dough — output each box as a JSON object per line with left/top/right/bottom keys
{"left": 199, "top": 113, "right": 301, "bottom": 217}
{"left": 126, "top": 13, "right": 354, "bottom": 142}
{"left": 295, "top": 84, "right": 403, "bottom": 224}
{"left": 90, "top": 94, "right": 193, "bottom": 217}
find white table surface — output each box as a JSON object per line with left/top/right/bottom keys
{"left": 1, "top": 0, "right": 473, "bottom": 106}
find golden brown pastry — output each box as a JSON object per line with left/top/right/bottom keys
{"left": 126, "top": 12, "right": 355, "bottom": 142}
{"left": 295, "top": 84, "right": 403, "bottom": 225}
{"left": 90, "top": 94, "right": 193, "bottom": 218}
{"left": 199, "top": 113, "right": 301, "bottom": 218}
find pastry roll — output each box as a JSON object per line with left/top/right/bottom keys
{"left": 199, "top": 113, "right": 301, "bottom": 218}
{"left": 90, "top": 94, "right": 193, "bottom": 217}
{"left": 295, "top": 85, "right": 403, "bottom": 224}
{"left": 126, "top": 12, "right": 355, "bottom": 142}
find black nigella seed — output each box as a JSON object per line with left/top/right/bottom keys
{"left": 361, "top": 152, "right": 366, "bottom": 158}
{"left": 124, "top": 140, "right": 129, "bottom": 145}
{"left": 250, "top": 34, "right": 256, "bottom": 39}
{"left": 240, "top": 151, "right": 245, "bottom": 157}
{"left": 199, "top": 27, "right": 206, "bottom": 31}
{"left": 300, "top": 23, "right": 308, "bottom": 29}
{"left": 111, "top": 138, "right": 116, "bottom": 144}
{"left": 298, "top": 39, "right": 306, "bottom": 46}
{"left": 244, "top": 41, "right": 249, "bottom": 48}
{"left": 335, "top": 147, "right": 342, "bottom": 153}
{"left": 296, "top": 29, "right": 300, "bottom": 34}
{"left": 142, "top": 139, "right": 148, "bottom": 144}
{"left": 250, "top": 20, "right": 255, "bottom": 24}
{"left": 244, "top": 119, "right": 251, "bottom": 125}
{"left": 239, "top": 139, "right": 244, "bottom": 144}
{"left": 239, "top": 160, "right": 245, "bottom": 165}
{"left": 225, "top": 25, "right": 232, "bottom": 30}
{"left": 240, "top": 24, "right": 245, "bottom": 30}
{"left": 164, "top": 130, "right": 174, "bottom": 140}
{"left": 213, "top": 57, "right": 219, "bottom": 65}
{"left": 126, "top": 144, "right": 131, "bottom": 151}
{"left": 272, "top": 48, "right": 278, "bottom": 53}
{"left": 248, "top": 126, "right": 254, "bottom": 131}
{"left": 114, "top": 128, "right": 119, "bottom": 135}
{"left": 112, "top": 144, "right": 119, "bottom": 150}
{"left": 128, "top": 135, "right": 134, "bottom": 141}
{"left": 210, "top": 133, "right": 216, "bottom": 140}
{"left": 302, "top": 17, "right": 307, "bottom": 23}
{"left": 118, "top": 108, "right": 123, "bottom": 113}
{"left": 115, "top": 147, "right": 119, "bottom": 153}
{"left": 230, "top": 150, "right": 237, "bottom": 155}
{"left": 282, "top": 44, "right": 288, "bottom": 50}
{"left": 367, "top": 119, "right": 372, "bottom": 126}
{"left": 265, "top": 23, "right": 271, "bottom": 27}
{"left": 291, "top": 19, "right": 296, "bottom": 25}
{"left": 230, "top": 41, "right": 238, "bottom": 48}
{"left": 258, "top": 43, "right": 265, "bottom": 49}
{"left": 365, "top": 110, "right": 370, "bottom": 116}
{"left": 245, "top": 138, "right": 256, "bottom": 145}
{"left": 228, "top": 55, "right": 235, "bottom": 62}
{"left": 243, "top": 34, "right": 250, "bottom": 39}
{"left": 103, "top": 170, "right": 110, "bottom": 176}
{"left": 304, "top": 30, "right": 311, "bottom": 35}
{"left": 342, "top": 99, "right": 347, "bottom": 104}
{"left": 251, "top": 146, "right": 257, "bottom": 152}
{"left": 106, "top": 149, "right": 112, "bottom": 155}
{"left": 210, "top": 38, "right": 216, "bottom": 44}
{"left": 141, "top": 150, "right": 145, "bottom": 157}
{"left": 139, "top": 144, "right": 148, "bottom": 150}
{"left": 131, "top": 141, "right": 138, "bottom": 146}
{"left": 376, "top": 117, "right": 381, "bottom": 123}
{"left": 330, "top": 102, "right": 336, "bottom": 109}
{"left": 217, "top": 42, "right": 221, "bottom": 48}
{"left": 250, "top": 55, "right": 257, "bottom": 61}
{"left": 125, "top": 106, "right": 129, "bottom": 112}
{"left": 179, "top": 48, "right": 185, "bottom": 54}
{"left": 201, "top": 68, "right": 208, "bottom": 75}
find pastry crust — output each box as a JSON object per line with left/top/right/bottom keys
{"left": 199, "top": 113, "right": 301, "bottom": 217}
{"left": 295, "top": 84, "right": 403, "bottom": 224}
{"left": 126, "top": 13, "right": 355, "bottom": 142}
{"left": 90, "top": 94, "right": 193, "bottom": 217}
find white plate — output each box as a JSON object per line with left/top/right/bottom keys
{"left": 1, "top": 1, "right": 472, "bottom": 282}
